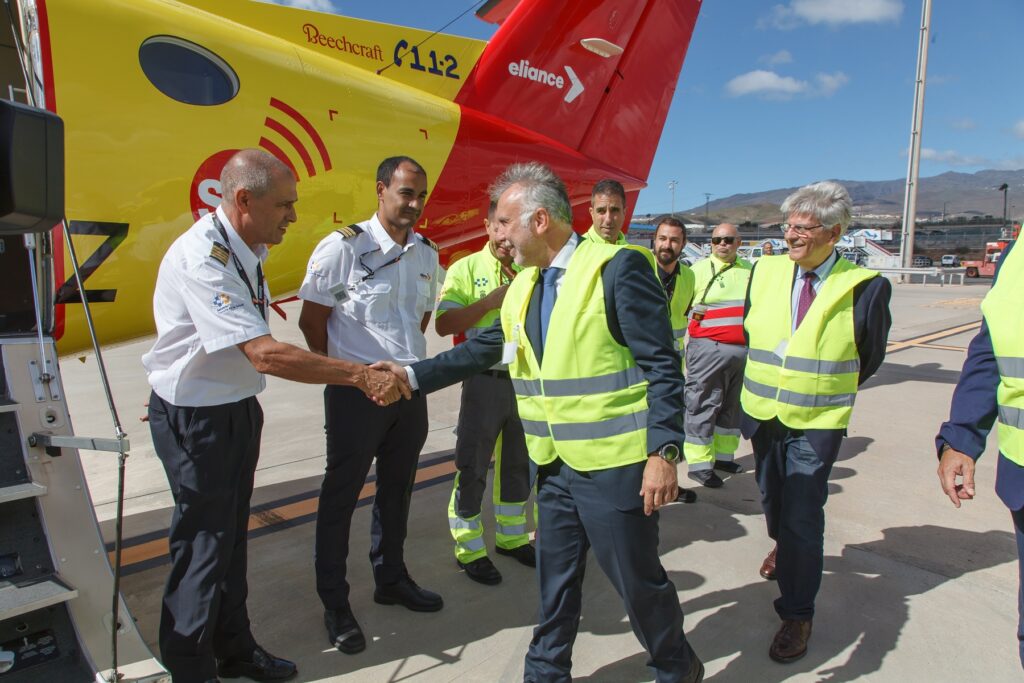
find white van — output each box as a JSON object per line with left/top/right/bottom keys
{"left": 940, "top": 254, "right": 959, "bottom": 267}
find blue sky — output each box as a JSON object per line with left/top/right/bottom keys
{"left": 269, "top": 0, "right": 1023, "bottom": 215}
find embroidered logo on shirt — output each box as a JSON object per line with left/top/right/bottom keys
{"left": 209, "top": 241, "right": 230, "bottom": 266}
{"left": 307, "top": 260, "right": 326, "bottom": 279}
{"left": 419, "top": 272, "right": 432, "bottom": 281}
{"left": 474, "top": 276, "right": 489, "bottom": 287}
{"left": 212, "top": 292, "right": 242, "bottom": 313}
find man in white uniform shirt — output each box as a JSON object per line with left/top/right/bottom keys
{"left": 298, "top": 156, "right": 442, "bottom": 655}
{"left": 143, "top": 149, "right": 404, "bottom": 683}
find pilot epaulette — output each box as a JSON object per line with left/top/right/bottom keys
{"left": 417, "top": 233, "right": 439, "bottom": 252}
{"left": 335, "top": 224, "right": 364, "bottom": 239}
{"left": 209, "top": 241, "right": 230, "bottom": 266}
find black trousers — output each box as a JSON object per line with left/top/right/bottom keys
{"left": 752, "top": 418, "right": 841, "bottom": 621}
{"left": 148, "top": 391, "right": 262, "bottom": 683}
{"left": 524, "top": 459, "right": 692, "bottom": 683}
{"left": 315, "top": 385, "right": 428, "bottom": 610}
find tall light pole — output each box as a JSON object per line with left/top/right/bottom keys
{"left": 704, "top": 192, "right": 712, "bottom": 227}
{"left": 898, "top": 0, "right": 932, "bottom": 271}
{"left": 942, "top": 201, "right": 948, "bottom": 221}
{"left": 668, "top": 180, "right": 678, "bottom": 215}
{"left": 999, "top": 183, "right": 1009, "bottom": 229}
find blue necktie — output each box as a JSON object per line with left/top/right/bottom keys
{"left": 539, "top": 266, "right": 561, "bottom": 348}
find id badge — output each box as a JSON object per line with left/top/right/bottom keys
{"left": 328, "top": 281, "right": 351, "bottom": 304}
{"left": 502, "top": 323, "right": 521, "bottom": 364}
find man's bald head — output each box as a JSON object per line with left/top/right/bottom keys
{"left": 220, "top": 149, "right": 295, "bottom": 206}
{"left": 711, "top": 223, "right": 740, "bottom": 263}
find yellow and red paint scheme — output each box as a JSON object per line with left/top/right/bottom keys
{"left": 19, "top": 0, "right": 700, "bottom": 354}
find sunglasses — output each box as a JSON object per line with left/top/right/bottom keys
{"left": 711, "top": 236, "right": 736, "bottom": 245}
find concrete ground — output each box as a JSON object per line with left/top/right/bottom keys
{"left": 60, "top": 278, "right": 1021, "bottom": 682}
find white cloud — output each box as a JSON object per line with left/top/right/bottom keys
{"left": 725, "top": 70, "right": 847, "bottom": 99}
{"left": 259, "top": 0, "right": 337, "bottom": 11}
{"left": 951, "top": 118, "right": 976, "bottom": 131}
{"left": 762, "top": 0, "right": 903, "bottom": 29}
{"left": 726, "top": 70, "right": 808, "bottom": 99}
{"left": 919, "top": 148, "right": 988, "bottom": 166}
{"left": 815, "top": 71, "right": 848, "bottom": 96}
{"left": 760, "top": 50, "right": 794, "bottom": 66}
{"left": 1014, "top": 120, "right": 1024, "bottom": 139}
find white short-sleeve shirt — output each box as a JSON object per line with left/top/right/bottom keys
{"left": 142, "top": 206, "right": 272, "bottom": 407}
{"left": 298, "top": 214, "right": 440, "bottom": 364}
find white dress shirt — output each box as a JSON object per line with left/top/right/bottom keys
{"left": 142, "top": 206, "right": 271, "bottom": 407}
{"left": 299, "top": 213, "right": 439, "bottom": 364}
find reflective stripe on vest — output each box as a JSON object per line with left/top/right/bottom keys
{"left": 740, "top": 254, "right": 876, "bottom": 430}
{"left": 501, "top": 239, "right": 649, "bottom": 470}
{"left": 981, "top": 241, "right": 1024, "bottom": 465}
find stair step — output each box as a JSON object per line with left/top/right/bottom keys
{"left": 0, "top": 576, "right": 77, "bottom": 621}
{"left": 0, "top": 482, "right": 47, "bottom": 505}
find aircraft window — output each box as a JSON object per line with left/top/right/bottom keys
{"left": 139, "top": 36, "right": 239, "bottom": 106}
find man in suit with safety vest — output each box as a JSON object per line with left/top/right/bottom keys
{"left": 379, "top": 162, "right": 704, "bottom": 682}
{"left": 740, "top": 181, "right": 891, "bottom": 663}
{"left": 683, "top": 223, "right": 752, "bottom": 488}
{"left": 434, "top": 201, "right": 534, "bottom": 585}
{"left": 936, "top": 236, "right": 1024, "bottom": 669}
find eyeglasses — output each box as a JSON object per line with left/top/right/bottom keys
{"left": 781, "top": 223, "right": 825, "bottom": 235}
{"left": 711, "top": 236, "right": 736, "bottom": 245}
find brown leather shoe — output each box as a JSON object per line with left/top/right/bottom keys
{"left": 759, "top": 545, "right": 777, "bottom": 580}
{"left": 769, "top": 619, "right": 812, "bottom": 663}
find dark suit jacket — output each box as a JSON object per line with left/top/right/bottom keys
{"left": 937, "top": 239, "right": 1024, "bottom": 510}
{"left": 413, "top": 245, "right": 685, "bottom": 453}
{"left": 740, "top": 253, "right": 893, "bottom": 456}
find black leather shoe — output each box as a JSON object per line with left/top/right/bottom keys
{"left": 677, "top": 486, "right": 698, "bottom": 504}
{"left": 496, "top": 543, "right": 536, "bottom": 567}
{"left": 688, "top": 469, "right": 724, "bottom": 488}
{"left": 217, "top": 645, "right": 297, "bottom": 681}
{"left": 714, "top": 460, "right": 743, "bottom": 474}
{"left": 374, "top": 573, "right": 444, "bottom": 612}
{"left": 325, "top": 608, "right": 366, "bottom": 654}
{"left": 457, "top": 556, "right": 503, "bottom": 585}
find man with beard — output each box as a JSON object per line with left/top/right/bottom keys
{"left": 741, "top": 181, "right": 890, "bottom": 663}
{"left": 298, "top": 156, "right": 442, "bottom": 655}
{"left": 434, "top": 201, "right": 534, "bottom": 585}
{"left": 682, "top": 223, "right": 752, "bottom": 488}
{"left": 652, "top": 217, "right": 698, "bottom": 503}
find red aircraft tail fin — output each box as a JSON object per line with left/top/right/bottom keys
{"left": 456, "top": 0, "right": 701, "bottom": 181}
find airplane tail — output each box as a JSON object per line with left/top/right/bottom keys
{"left": 457, "top": 0, "right": 702, "bottom": 181}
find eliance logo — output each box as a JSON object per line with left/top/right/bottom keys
{"left": 507, "top": 60, "right": 585, "bottom": 103}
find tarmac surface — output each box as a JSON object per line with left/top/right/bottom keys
{"left": 61, "top": 277, "right": 1020, "bottom": 682}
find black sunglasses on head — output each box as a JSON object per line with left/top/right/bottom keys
{"left": 711, "top": 236, "right": 736, "bottom": 245}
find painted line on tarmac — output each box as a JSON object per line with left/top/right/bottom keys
{"left": 106, "top": 450, "right": 458, "bottom": 575}
{"left": 903, "top": 342, "right": 967, "bottom": 352}
{"left": 886, "top": 321, "right": 980, "bottom": 353}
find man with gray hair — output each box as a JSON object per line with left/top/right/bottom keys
{"left": 143, "top": 149, "right": 407, "bottom": 682}
{"left": 739, "top": 180, "right": 891, "bottom": 663}
{"left": 380, "top": 161, "right": 704, "bottom": 682}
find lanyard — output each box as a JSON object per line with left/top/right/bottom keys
{"left": 211, "top": 214, "right": 266, "bottom": 320}
{"left": 697, "top": 260, "right": 735, "bottom": 306}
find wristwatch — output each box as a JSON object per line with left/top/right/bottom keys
{"left": 657, "top": 443, "right": 681, "bottom": 463}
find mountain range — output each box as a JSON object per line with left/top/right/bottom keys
{"left": 652, "top": 168, "right": 1024, "bottom": 226}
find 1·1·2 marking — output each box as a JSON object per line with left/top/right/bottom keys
{"left": 393, "top": 40, "right": 460, "bottom": 79}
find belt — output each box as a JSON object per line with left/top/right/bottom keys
{"left": 481, "top": 369, "right": 510, "bottom": 379}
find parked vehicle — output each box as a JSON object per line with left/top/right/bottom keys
{"left": 940, "top": 254, "right": 960, "bottom": 267}
{"left": 912, "top": 255, "right": 934, "bottom": 267}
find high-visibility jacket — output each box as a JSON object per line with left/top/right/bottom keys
{"left": 436, "top": 243, "right": 520, "bottom": 345}
{"left": 666, "top": 265, "right": 696, "bottom": 357}
{"left": 981, "top": 241, "right": 1024, "bottom": 465}
{"left": 583, "top": 224, "right": 627, "bottom": 245}
{"left": 687, "top": 255, "right": 752, "bottom": 345}
{"left": 501, "top": 239, "right": 649, "bottom": 470}
{"left": 741, "top": 255, "right": 877, "bottom": 430}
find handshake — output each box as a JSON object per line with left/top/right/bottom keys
{"left": 359, "top": 361, "right": 413, "bottom": 406}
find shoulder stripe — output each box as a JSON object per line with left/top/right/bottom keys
{"left": 417, "top": 233, "right": 439, "bottom": 251}
{"left": 209, "top": 241, "right": 230, "bottom": 266}
{"left": 335, "top": 223, "right": 364, "bottom": 239}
